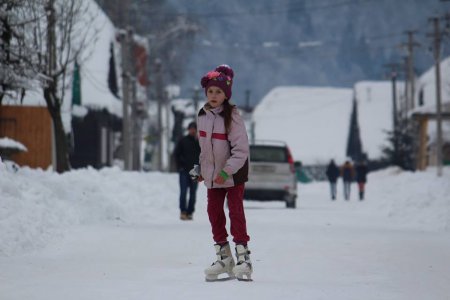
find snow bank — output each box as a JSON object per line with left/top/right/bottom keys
{"left": 1, "top": 159, "right": 449, "bottom": 257}
{"left": 0, "top": 165, "right": 180, "bottom": 256}
{"left": 363, "top": 167, "right": 450, "bottom": 232}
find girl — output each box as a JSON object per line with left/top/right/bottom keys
{"left": 196, "top": 65, "right": 253, "bottom": 282}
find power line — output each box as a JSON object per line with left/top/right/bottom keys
{"left": 143, "top": 0, "right": 377, "bottom": 18}
{"left": 196, "top": 33, "right": 406, "bottom": 54}
{"left": 365, "top": 32, "right": 405, "bottom": 42}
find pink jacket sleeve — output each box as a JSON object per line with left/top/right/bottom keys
{"left": 222, "top": 109, "right": 249, "bottom": 176}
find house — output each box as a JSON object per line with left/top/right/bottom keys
{"left": 412, "top": 56, "right": 450, "bottom": 169}
{"left": 353, "top": 81, "right": 404, "bottom": 161}
{"left": 253, "top": 83, "right": 405, "bottom": 179}
{"left": 252, "top": 86, "right": 353, "bottom": 166}
{"left": 0, "top": 94, "right": 53, "bottom": 169}
{"left": 0, "top": 0, "right": 126, "bottom": 170}
{"left": 68, "top": 0, "right": 123, "bottom": 169}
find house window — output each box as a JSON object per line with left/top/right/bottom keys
{"left": 418, "top": 89, "right": 424, "bottom": 106}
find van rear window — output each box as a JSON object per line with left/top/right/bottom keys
{"left": 250, "top": 146, "right": 288, "bottom": 163}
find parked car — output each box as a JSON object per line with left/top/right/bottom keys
{"left": 244, "top": 140, "right": 297, "bottom": 208}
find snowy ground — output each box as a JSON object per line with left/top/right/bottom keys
{"left": 1, "top": 165, "right": 450, "bottom": 300}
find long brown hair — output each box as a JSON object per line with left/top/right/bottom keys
{"left": 223, "top": 100, "right": 235, "bottom": 134}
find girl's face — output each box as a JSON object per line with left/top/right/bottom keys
{"left": 206, "top": 86, "right": 226, "bottom": 108}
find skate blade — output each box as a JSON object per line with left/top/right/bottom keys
{"left": 205, "top": 274, "right": 236, "bottom": 282}
{"left": 236, "top": 274, "right": 253, "bottom": 282}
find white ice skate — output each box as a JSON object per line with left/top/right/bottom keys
{"left": 233, "top": 244, "right": 253, "bottom": 281}
{"left": 204, "top": 243, "right": 236, "bottom": 282}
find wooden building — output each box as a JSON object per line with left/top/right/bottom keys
{"left": 0, "top": 106, "right": 52, "bottom": 169}
{"left": 412, "top": 110, "right": 450, "bottom": 170}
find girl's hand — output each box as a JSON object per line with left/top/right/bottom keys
{"left": 213, "top": 175, "right": 225, "bottom": 185}
{"left": 197, "top": 175, "right": 204, "bottom": 182}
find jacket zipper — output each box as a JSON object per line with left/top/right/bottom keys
{"left": 211, "top": 112, "right": 216, "bottom": 188}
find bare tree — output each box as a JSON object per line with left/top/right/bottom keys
{"left": 0, "top": 0, "right": 38, "bottom": 104}
{"left": 18, "top": 0, "right": 98, "bottom": 172}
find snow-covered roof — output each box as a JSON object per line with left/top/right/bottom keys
{"left": 354, "top": 81, "right": 398, "bottom": 160}
{"left": 413, "top": 56, "right": 450, "bottom": 144}
{"left": 76, "top": 0, "right": 122, "bottom": 117}
{"left": 415, "top": 56, "right": 450, "bottom": 113}
{"left": 252, "top": 86, "right": 353, "bottom": 165}
{"left": 2, "top": 0, "right": 122, "bottom": 132}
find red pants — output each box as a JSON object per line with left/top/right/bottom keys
{"left": 207, "top": 184, "right": 250, "bottom": 245}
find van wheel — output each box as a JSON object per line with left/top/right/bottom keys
{"left": 285, "top": 195, "right": 296, "bottom": 209}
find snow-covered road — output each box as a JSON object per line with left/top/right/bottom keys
{"left": 1, "top": 168, "right": 449, "bottom": 300}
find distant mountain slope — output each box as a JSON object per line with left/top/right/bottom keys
{"left": 169, "top": 0, "right": 448, "bottom": 106}
{"left": 97, "top": 0, "right": 449, "bottom": 106}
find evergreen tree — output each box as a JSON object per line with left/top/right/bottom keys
{"left": 382, "top": 118, "right": 416, "bottom": 171}
{"left": 346, "top": 97, "right": 364, "bottom": 161}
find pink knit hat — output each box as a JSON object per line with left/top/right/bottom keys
{"left": 200, "top": 65, "right": 234, "bottom": 100}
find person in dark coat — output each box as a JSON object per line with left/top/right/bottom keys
{"left": 355, "top": 161, "right": 369, "bottom": 200}
{"left": 340, "top": 160, "right": 355, "bottom": 200}
{"left": 325, "top": 159, "right": 340, "bottom": 200}
{"left": 174, "top": 122, "right": 201, "bottom": 220}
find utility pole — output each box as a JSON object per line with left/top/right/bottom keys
{"left": 129, "top": 33, "right": 142, "bottom": 171}
{"left": 119, "top": 27, "right": 133, "bottom": 170}
{"left": 390, "top": 65, "right": 399, "bottom": 163}
{"left": 165, "top": 86, "right": 171, "bottom": 172}
{"left": 384, "top": 64, "right": 400, "bottom": 133}
{"left": 154, "top": 58, "right": 164, "bottom": 171}
{"left": 429, "top": 17, "right": 443, "bottom": 177}
{"left": 131, "top": 75, "right": 141, "bottom": 171}
{"left": 403, "top": 31, "right": 420, "bottom": 110}
{"left": 402, "top": 56, "right": 409, "bottom": 118}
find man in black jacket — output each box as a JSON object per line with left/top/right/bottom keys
{"left": 325, "top": 159, "right": 340, "bottom": 200}
{"left": 174, "top": 122, "right": 201, "bottom": 220}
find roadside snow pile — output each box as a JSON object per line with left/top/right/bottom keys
{"left": 0, "top": 163, "right": 449, "bottom": 257}
{"left": 0, "top": 165, "right": 181, "bottom": 256}
{"left": 364, "top": 167, "right": 450, "bottom": 232}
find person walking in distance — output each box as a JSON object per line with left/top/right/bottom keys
{"left": 325, "top": 159, "right": 340, "bottom": 200}
{"left": 174, "top": 122, "right": 201, "bottom": 220}
{"left": 194, "top": 64, "right": 253, "bottom": 282}
{"left": 355, "top": 160, "right": 369, "bottom": 200}
{"left": 341, "top": 160, "right": 355, "bottom": 200}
